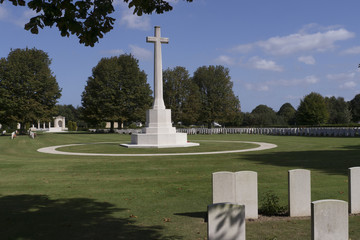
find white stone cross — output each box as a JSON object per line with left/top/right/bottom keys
{"left": 146, "top": 26, "right": 169, "bottom": 110}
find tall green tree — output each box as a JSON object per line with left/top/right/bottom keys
{"left": 349, "top": 94, "right": 360, "bottom": 123}
{"left": 277, "top": 103, "right": 296, "bottom": 125}
{"left": 56, "top": 104, "right": 79, "bottom": 122}
{"left": 192, "top": 65, "right": 241, "bottom": 127}
{"left": 1, "top": 0, "right": 193, "bottom": 46}
{"left": 241, "top": 112, "right": 256, "bottom": 126}
{"left": 163, "top": 66, "right": 200, "bottom": 125}
{"left": 325, "top": 96, "right": 351, "bottom": 124}
{"left": 251, "top": 104, "right": 283, "bottom": 126}
{"left": 81, "top": 54, "right": 152, "bottom": 129}
{"left": 0, "top": 48, "right": 62, "bottom": 131}
{"left": 296, "top": 92, "right": 329, "bottom": 125}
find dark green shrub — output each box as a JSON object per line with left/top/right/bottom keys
{"left": 259, "top": 191, "right": 287, "bottom": 216}
{"left": 68, "top": 121, "right": 77, "bottom": 131}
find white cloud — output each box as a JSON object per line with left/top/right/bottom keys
{"left": 298, "top": 55, "right": 315, "bottom": 65}
{"left": 101, "top": 49, "right": 125, "bottom": 56}
{"left": 342, "top": 46, "right": 360, "bottom": 55}
{"left": 129, "top": 44, "right": 152, "bottom": 60}
{"left": 214, "top": 55, "right": 235, "bottom": 65}
{"left": 245, "top": 83, "right": 269, "bottom": 91}
{"left": 326, "top": 72, "right": 355, "bottom": 81}
{"left": 112, "top": 0, "right": 123, "bottom": 6}
{"left": 304, "top": 75, "right": 319, "bottom": 84}
{"left": 248, "top": 57, "right": 283, "bottom": 72}
{"left": 267, "top": 75, "right": 319, "bottom": 86}
{"left": 0, "top": 5, "right": 37, "bottom": 27}
{"left": 245, "top": 75, "right": 319, "bottom": 92}
{"left": 233, "top": 44, "right": 253, "bottom": 53}
{"left": 245, "top": 83, "right": 253, "bottom": 90}
{"left": 13, "top": 9, "right": 38, "bottom": 27}
{"left": 258, "top": 85, "right": 270, "bottom": 91}
{"left": 340, "top": 81, "right": 357, "bottom": 89}
{"left": 285, "top": 95, "right": 301, "bottom": 100}
{"left": 298, "top": 23, "right": 343, "bottom": 34}
{"left": 257, "top": 28, "right": 354, "bottom": 55}
{"left": 0, "top": 6, "right": 9, "bottom": 20}
{"left": 119, "top": 9, "right": 150, "bottom": 30}
{"left": 234, "top": 27, "right": 354, "bottom": 56}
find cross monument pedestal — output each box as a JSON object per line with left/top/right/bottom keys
{"left": 121, "top": 26, "right": 199, "bottom": 148}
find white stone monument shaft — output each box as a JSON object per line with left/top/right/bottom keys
{"left": 121, "top": 26, "right": 199, "bottom": 148}
{"left": 146, "top": 26, "right": 168, "bottom": 110}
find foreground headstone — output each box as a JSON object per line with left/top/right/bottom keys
{"left": 311, "top": 199, "right": 348, "bottom": 240}
{"left": 235, "top": 171, "right": 258, "bottom": 219}
{"left": 213, "top": 172, "right": 235, "bottom": 203}
{"left": 349, "top": 167, "right": 360, "bottom": 214}
{"left": 288, "top": 169, "right": 311, "bottom": 217}
{"left": 208, "top": 203, "right": 245, "bottom": 240}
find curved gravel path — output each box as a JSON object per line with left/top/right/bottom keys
{"left": 37, "top": 140, "right": 277, "bottom": 157}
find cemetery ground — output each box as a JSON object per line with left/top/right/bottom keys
{"left": 1, "top": 133, "right": 360, "bottom": 239}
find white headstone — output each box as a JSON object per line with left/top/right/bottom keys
{"left": 349, "top": 167, "right": 360, "bottom": 214}
{"left": 288, "top": 169, "right": 311, "bottom": 217}
{"left": 208, "top": 203, "right": 246, "bottom": 240}
{"left": 213, "top": 171, "right": 235, "bottom": 203}
{"left": 235, "top": 171, "right": 258, "bottom": 219}
{"left": 311, "top": 199, "right": 348, "bottom": 240}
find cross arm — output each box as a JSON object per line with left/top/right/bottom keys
{"left": 146, "top": 36, "right": 169, "bottom": 44}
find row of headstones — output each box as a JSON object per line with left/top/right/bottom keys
{"left": 177, "top": 127, "right": 360, "bottom": 137}
{"left": 115, "top": 129, "right": 142, "bottom": 134}
{"left": 209, "top": 168, "right": 360, "bottom": 239}
{"left": 88, "top": 129, "right": 142, "bottom": 134}
{"left": 208, "top": 200, "right": 348, "bottom": 240}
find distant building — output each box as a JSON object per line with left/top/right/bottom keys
{"left": 48, "top": 116, "right": 68, "bottom": 132}
{"left": 105, "top": 122, "right": 119, "bottom": 129}
{"left": 29, "top": 116, "right": 68, "bottom": 132}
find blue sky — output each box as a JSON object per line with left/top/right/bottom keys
{"left": 2, "top": 0, "right": 360, "bottom": 112}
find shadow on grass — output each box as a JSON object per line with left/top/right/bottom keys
{"left": 174, "top": 211, "right": 207, "bottom": 222}
{"left": 0, "top": 195, "right": 182, "bottom": 240}
{"left": 241, "top": 146, "right": 360, "bottom": 176}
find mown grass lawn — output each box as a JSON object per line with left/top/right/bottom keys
{"left": 1, "top": 132, "right": 360, "bottom": 239}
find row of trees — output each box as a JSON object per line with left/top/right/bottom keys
{"left": 74, "top": 55, "right": 360, "bottom": 128}
{"left": 243, "top": 92, "right": 360, "bottom": 126}
{"left": 0, "top": 49, "right": 241, "bottom": 131}
{"left": 2, "top": 47, "right": 360, "bottom": 131}
{"left": 80, "top": 55, "right": 241, "bottom": 129}
{"left": 163, "top": 66, "right": 241, "bottom": 127}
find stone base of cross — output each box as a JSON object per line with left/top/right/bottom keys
{"left": 121, "top": 26, "right": 199, "bottom": 148}
{"left": 123, "top": 108, "right": 198, "bottom": 148}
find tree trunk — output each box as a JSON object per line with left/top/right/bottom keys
{"left": 20, "top": 122, "right": 26, "bottom": 135}
{"left": 110, "top": 121, "right": 114, "bottom": 133}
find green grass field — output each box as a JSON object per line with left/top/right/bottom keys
{"left": 1, "top": 133, "right": 360, "bottom": 239}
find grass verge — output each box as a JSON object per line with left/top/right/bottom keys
{"left": 0, "top": 133, "right": 360, "bottom": 239}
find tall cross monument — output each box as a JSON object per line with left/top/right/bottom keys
{"left": 121, "top": 26, "right": 199, "bottom": 148}
{"left": 146, "top": 26, "right": 168, "bottom": 110}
